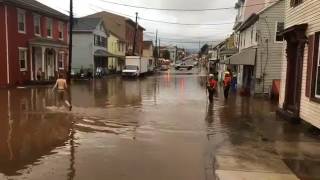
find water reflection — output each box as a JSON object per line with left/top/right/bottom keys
{"left": 0, "top": 88, "right": 74, "bottom": 177}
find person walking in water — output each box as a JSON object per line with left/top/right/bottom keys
{"left": 207, "top": 74, "right": 217, "bottom": 103}
{"left": 53, "top": 73, "right": 72, "bottom": 111}
{"left": 223, "top": 71, "right": 232, "bottom": 99}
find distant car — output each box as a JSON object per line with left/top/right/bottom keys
{"left": 193, "top": 61, "right": 199, "bottom": 67}
{"left": 175, "top": 62, "right": 193, "bottom": 71}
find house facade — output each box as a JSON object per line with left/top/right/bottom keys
{"left": 278, "top": 0, "right": 320, "bottom": 128}
{"left": 143, "top": 41, "right": 155, "bottom": 72}
{"left": 86, "top": 11, "right": 145, "bottom": 56}
{"left": 0, "top": 0, "right": 69, "bottom": 87}
{"left": 228, "top": 0, "right": 285, "bottom": 95}
{"left": 107, "top": 32, "right": 126, "bottom": 73}
{"left": 72, "top": 18, "right": 108, "bottom": 75}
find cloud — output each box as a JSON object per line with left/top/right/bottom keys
{"left": 37, "top": 0, "right": 237, "bottom": 48}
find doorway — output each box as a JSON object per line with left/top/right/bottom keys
{"left": 45, "top": 49, "right": 56, "bottom": 80}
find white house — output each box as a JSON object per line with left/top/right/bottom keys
{"left": 227, "top": 0, "right": 285, "bottom": 95}
{"left": 277, "top": 0, "right": 320, "bottom": 129}
{"left": 72, "top": 18, "right": 108, "bottom": 75}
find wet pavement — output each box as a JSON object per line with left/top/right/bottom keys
{"left": 0, "top": 67, "right": 319, "bottom": 180}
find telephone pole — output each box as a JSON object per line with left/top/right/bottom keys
{"left": 68, "top": 0, "right": 73, "bottom": 82}
{"left": 132, "top": 12, "right": 138, "bottom": 56}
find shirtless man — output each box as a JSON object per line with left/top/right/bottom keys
{"left": 53, "top": 74, "right": 72, "bottom": 111}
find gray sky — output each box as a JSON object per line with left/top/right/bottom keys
{"left": 38, "top": 0, "right": 237, "bottom": 49}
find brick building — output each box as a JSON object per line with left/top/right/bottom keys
{"left": 0, "top": 0, "right": 69, "bottom": 87}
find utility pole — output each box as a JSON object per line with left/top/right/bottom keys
{"left": 68, "top": 0, "right": 73, "bottom": 82}
{"left": 132, "top": 12, "right": 138, "bottom": 56}
{"left": 155, "top": 29, "right": 158, "bottom": 66}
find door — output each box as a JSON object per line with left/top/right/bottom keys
{"left": 284, "top": 42, "right": 304, "bottom": 115}
{"left": 45, "top": 49, "right": 55, "bottom": 80}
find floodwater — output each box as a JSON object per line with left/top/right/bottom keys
{"left": 0, "top": 68, "right": 319, "bottom": 180}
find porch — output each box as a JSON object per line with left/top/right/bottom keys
{"left": 29, "top": 38, "right": 68, "bottom": 81}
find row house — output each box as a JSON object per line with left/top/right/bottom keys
{"left": 72, "top": 18, "right": 108, "bottom": 75}
{"left": 278, "top": 0, "right": 320, "bottom": 128}
{"left": 107, "top": 31, "right": 126, "bottom": 73}
{"left": 228, "top": 0, "right": 285, "bottom": 95}
{"left": 0, "top": 0, "right": 69, "bottom": 87}
{"left": 86, "top": 11, "right": 145, "bottom": 56}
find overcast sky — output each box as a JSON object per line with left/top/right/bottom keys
{"left": 37, "top": 0, "right": 237, "bottom": 49}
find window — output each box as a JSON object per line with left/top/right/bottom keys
{"left": 94, "top": 35, "right": 106, "bottom": 47}
{"left": 58, "top": 22, "right": 64, "bottom": 40}
{"left": 58, "top": 52, "right": 64, "bottom": 69}
{"left": 251, "top": 28, "right": 254, "bottom": 44}
{"left": 47, "top": 18, "right": 53, "bottom": 38}
{"left": 17, "top": 9, "right": 26, "bottom": 33}
{"left": 34, "top": 15, "right": 41, "bottom": 36}
{"left": 275, "top": 22, "right": 284, "bottom": 42}
{"left": 290, "top": 0, "right": 303, "bottom": 7}
{"left": 19, "top": 48, "right": 27, "bottom": 71}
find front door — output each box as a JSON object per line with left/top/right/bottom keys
{"left": 45, "top": 49, "right": 55, "bottom": 80}
{"left": 283, "top": 25, "right": 307, "bottom": 117}
{"left": 285, "top": 42, "right": 301, "bottom": 113}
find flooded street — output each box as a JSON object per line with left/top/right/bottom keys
{"left": 0, "top": 68, "right": 319, "bottom": 180}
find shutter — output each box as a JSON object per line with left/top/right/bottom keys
{"left": 306, "top": 34, "right": 315, "bottom": 97}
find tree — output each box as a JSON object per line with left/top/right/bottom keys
{"left": 200, "top": 44, "right": 209, "bottom": 55}
{"left": 153, "top": 47, "right": 159, "bottom": 58}
{"left": 163, "top": 50, "right": 171, "bottom": 60}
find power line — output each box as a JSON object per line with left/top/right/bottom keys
{"left": 90, "top": 4, "right": 234, "bottom": 26}
{"left": 98, "top": 0, "right": 279, "bottom": 12}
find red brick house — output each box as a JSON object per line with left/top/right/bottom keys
{"left": 0, "top": 0, "right": 69, "bottom": 87}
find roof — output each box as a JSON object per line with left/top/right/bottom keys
{"left": 0, "top": 0, "right": 68, "bottom": 20}
{"left": 143, "top": 41, "right": 153, "bottom": 49}
{"left": 238, "top": 0, "right": 282, "bottom": 31}
{"left": 73, "top": 18, "right": 102, "bottom": 32}
{"left": 85, "top": 11, "right": 145, "bottom": 39}
{"left": 29, "top": 37, "right": 68, "bottom": 48}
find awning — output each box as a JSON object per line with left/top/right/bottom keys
{"left": 94, "top": 50, "right": 125, "bottom": 58}
{"left": 226, "top": 47, "right": 257, "bottom": 65}
{"left": 94, "top": 50, "right": 108, "bottom": 57}
{"left": 29, "top": 38, "right": 68, "bottom": 48}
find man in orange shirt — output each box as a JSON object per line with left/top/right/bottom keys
{"left": 223, "top": 71, "right": 232, "bottom": 99}
{"left": 207, "top": 74, "right": 217, "bottom": 103}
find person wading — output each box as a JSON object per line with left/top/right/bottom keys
{"left": 53, "top": 73, "right": 72, "bottom": 111}
{"left": 223, "top": 71, "right": 232, "bottom": 99}
{"left": 207, "top": 74, "right": 217, "bottom": 103}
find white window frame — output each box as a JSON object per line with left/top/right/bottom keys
{"left": 58, "top": 21, "right": 64, "bottom": 40}
{"left": 316, "top": 39, "right": 320, "bottom": 98}
{"left": 47, "top": 17, "right": 53, "bottom": 38}
{"left": 275, "top": 21, "right": 284, "bottom": 43}
{"left": 58, "top": 51, "right": 65, "bottom": 70}
{"left": 17, "top": 9, "right": 26, "bottom": 34}
{"left": 33, "top": 14, "right": 41, "bottom": 36}
{"left": 19, "top": 47, "right": 28, "bottom": 71}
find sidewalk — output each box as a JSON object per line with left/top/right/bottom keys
{"left": 207, "top": 94, "right": 320, "bottom": 180}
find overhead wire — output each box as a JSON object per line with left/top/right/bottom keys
{"left": 97, "top": 0, "right": 279, "bottom": 12}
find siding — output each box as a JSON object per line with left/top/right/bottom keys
{"left": 72, "top": 33, "right": 93, "bottom": 73}
{"left": 0, "top": 4, "right": 8, "bottom": 86}
{"left": 280, "top": 0, "right": 320, "bottom": 128}
{"left": 255, "top": 0, "right": 285, "bottom": 93}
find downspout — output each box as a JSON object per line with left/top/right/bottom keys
{"left": 5, "top": 5, "right": 10, "bottom": 85}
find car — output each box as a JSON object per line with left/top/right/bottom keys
{"left": 160, "top": 64, "right": 169, "bottom": 71}
{"left": 175, "top": 62, "right": 193, "bottom": 71}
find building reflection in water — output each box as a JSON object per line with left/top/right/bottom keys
{"left": 0, "top": 88, "right": 75, "bottom": 177}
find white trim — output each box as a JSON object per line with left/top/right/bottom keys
{"left": 5, "top": 5, "right": 10, "bottom": 84}
{"left": 275, "top": 21, "right": 284, "bottom": 43}
{"left": 58, "top": 51, "right": 65, "bottom": 70}
{"left": 17, "top": 8, "right": 26, "bottom": 34}
{"left": 18, "top": 47, "right": 28, "bottom": 71}
{"left": 30, "top": 46, "right": 33, "bottom": 80}
{"left": 315, "top": 38, "right": 320, "bottom": 98}
{"left": 33, "top": 14, "right": 41, "bottom": 37}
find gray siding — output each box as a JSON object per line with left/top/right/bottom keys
{"left": 255, "top": 0, "right": 285, "bottom": 93}
{"left": 72, "top": 33, "right": 94, "bottom": 73}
